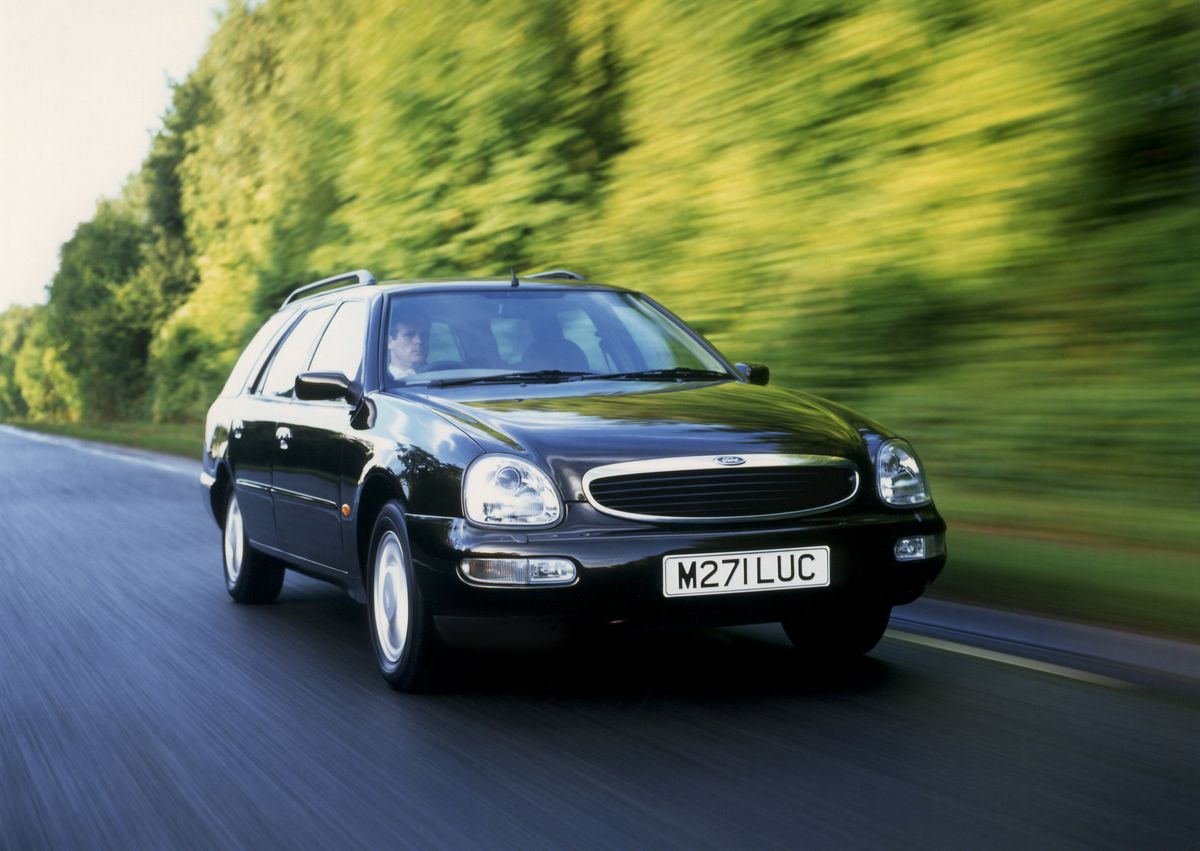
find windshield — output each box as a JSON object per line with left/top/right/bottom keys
{"left": 383, "top": 289, "right": 731, "bottom": 389}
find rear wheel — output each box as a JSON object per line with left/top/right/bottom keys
{"left": 366, "top": 502, "right": 439, "bottom": 692}
{"left": 223, "top": 491, "right": 285, "bottom": 603}
{"left": 782, "top": 599, "right": 892, "bottom": 662}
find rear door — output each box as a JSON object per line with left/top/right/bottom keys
{"left": 222, "top": 310, "right": 296, "bottom": 549}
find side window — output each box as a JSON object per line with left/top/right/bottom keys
{"left": 557, "top": 308, "right": 611, "bottom": 372}
{"left": 308, "top": 301, "right": 368, "bottom": 380}
{"left": 426, "top": 322, "right": 462, "bottom": 362}
{"left": 220, "top": 310, "right": 294, "bottom": 397}
{"left": 490, "top": 317, "right": 532, "bottom": 365}
{"left": 257, "top": 305, "right": 336, "bottom": 397}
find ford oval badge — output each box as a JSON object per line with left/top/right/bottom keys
{"left": 714, "top": 456, "right": 746, "bottom": 466}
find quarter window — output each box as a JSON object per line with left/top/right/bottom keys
{"left": 220, "top": 309, "right": 294, "bottom": 397}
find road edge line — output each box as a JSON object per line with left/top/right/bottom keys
{"left": 886, "top": 629, "right": 1134, "bottom": 689}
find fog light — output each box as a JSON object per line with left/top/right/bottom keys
{"left": 894, "top": 533, "right": 945, "bottom": 562}
{"left": 460, "top": 557, "right": 576, "bottom": 586}
{"left": 528, "top": 558, "right": 576, "bottom": 584}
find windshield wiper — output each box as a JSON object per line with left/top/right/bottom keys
{"left": 425, "top": 370, "right": 593, "bottom": 388}
{"left": 423, "top": 366, "right": 731, "bottom": 388}
{"left": 587, "top": 367, "right": 732, "bottom": 382}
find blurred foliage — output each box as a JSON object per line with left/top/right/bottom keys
{"left": 44, "top": 197, "right": 149, "bottom": 419}
{"left": 0, "top": 0, "right": 1196, "bottom": 552}
{"left": 939, "top": 529, "right": 1200, "bottom": 641}
{"left": 11, "top": 307, "right": 79, "bottom": 422}
{"left": 0, "top": 305, "right": 35, "bottom": 418}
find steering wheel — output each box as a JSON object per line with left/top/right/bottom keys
{"left": 421, "top": 359, "right": 468, "bottom": 372}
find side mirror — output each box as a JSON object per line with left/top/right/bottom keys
{"left": 295, "top": 372, "right": 359, "bottom": 403}
{"left": 734, "top": 362, "right": 770, "bottom": 386}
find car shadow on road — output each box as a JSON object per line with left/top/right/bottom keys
{"left": 267, "top": 575, "right": 896, "bottom": 700}
{"left": 437, "top": 623, "right": 895, "bottom": 700}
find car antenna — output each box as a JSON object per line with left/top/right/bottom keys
{"left": 510, "top": 268, "right": 519, "bottom": 287}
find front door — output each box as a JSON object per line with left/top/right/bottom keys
{"left": 242, "top": 301, "right": 338, "bottom": 557}
{"left": 270, "top": 299, "right": 370, "bottom": 572}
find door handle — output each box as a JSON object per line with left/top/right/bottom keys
{"left": 276, "top": 426, "right": 292, "bottom": 450}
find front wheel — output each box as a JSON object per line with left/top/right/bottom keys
{"left": 781, "top": 599, "right": 892, "bottom": 662}
{"left": 366, "top": 502, "right": 439, "bottom": 692}
{"left": 223, "top": 491, "right": 285, "bottom": 603}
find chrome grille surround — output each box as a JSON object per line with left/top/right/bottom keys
{"left": 581, "top": 453, "right": 861, "bottom": 523}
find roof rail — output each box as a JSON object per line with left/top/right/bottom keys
{"left": 281, "top": 269, "right": 377, "bottom": 307}
{"left": 525, "top": 269, "right": 585, "bottom": 281}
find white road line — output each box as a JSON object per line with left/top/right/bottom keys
{"left": 0, "top": 425, "right": 197, "bottom": 479}
{"left": 887, "top": 629, "right": 1133, "bottom": 689}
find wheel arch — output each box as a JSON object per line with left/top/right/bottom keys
{"left": 353, "top": 470, "right": 408, "bottom": 600}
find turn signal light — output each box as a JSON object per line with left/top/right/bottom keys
{"left": 894, "top": 533, "right": 946, "bottom": 562}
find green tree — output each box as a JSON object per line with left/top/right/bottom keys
{"left": 44, "top": 200, "right": 148, "bottom": 419}
{"left": 0, "top": 305, "right": 35, "bottom": 418}
{"left": 13, "top": 307, "right": 80, "bottom": 422}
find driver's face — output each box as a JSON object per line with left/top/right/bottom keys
{"left": 389, "top": 321, "right": 428, "bottom": 371}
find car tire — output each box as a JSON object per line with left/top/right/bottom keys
{"left": 223, "top": 490, "right": 286, "bottom": 604}
{"left": 781, "top": 598, "right": 892, "bottom": 662}
{"left": 365, "top": 502, "right": 439, "bottom": 692}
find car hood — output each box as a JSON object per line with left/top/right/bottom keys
{"left": 406, "top": 380, "right": 886, "bottom": 500}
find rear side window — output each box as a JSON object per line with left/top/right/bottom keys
{"left": 427, "top": 322, "right": 462, "bottom": 362}
{"left": 489, "top": 317, "right": 529, "bottom": 363}
{"left": 556, "top": 308, "right": 611, "bottom": 372}
{"left": 257, "top": 305, "right": 336, "bottom": 397}
{"left": 308, "top": 301, "right": 368, "bottom": 380}
{"left": 220, "top": 310, "right": 294, "bottom": 397}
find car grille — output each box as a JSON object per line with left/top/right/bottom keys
{"left": 583, "top": 457, "right": 860, "bottom": 522}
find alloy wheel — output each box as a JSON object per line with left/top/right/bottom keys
{"left": 224, "top": 495, "right": 244, "bottom": 585}
{"left": 373, "top": 530, "right": 410, "bottom": 664}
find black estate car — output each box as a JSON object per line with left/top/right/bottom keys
{"left": 201, "top": 269, "right": 946, "bottom": 690}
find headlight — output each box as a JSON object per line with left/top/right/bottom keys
{"left": 876, "top": 439, "right": 931, "bottom": 507}
{"left": 463, "top": 455, "right": 562, "bottom": 526}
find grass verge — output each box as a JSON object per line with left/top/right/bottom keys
{"left": 4, "top": 418, "right": 201, "bottom": 459}
{"left": 929, "top": 530, "right": 1198, "bottom": 643}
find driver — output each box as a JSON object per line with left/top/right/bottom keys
{"left": 387, "top": 314, "right": 429, "bottom": 380}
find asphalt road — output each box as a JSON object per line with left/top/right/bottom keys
{"left": 1, "top": 427, "right": 1197, "bottom": 850}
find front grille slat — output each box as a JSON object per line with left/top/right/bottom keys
{"left": 588, "top": 481, "right": 811, "bottom": 497}
{"left": 590, "top": 482, "right": 831, "bottom": 496}
{"left": 593, "top": 488, "right": 839, "bottom": 504}
{"left": 589, "top": 471, "right": 818, "bottom": 487}
{"left": 585, "top": 462, "right": 859, "bottom": 521}
{"left": 594, "top": 494, "right": 827, "bottom": 508}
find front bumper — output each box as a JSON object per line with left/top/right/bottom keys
{"left": 407, "top": 503, "right": 946, "bottom": 626}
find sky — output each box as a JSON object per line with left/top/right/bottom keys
{"left": 0, "top": 0, "right": 221, "bottom": 312}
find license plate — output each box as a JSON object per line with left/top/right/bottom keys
{"left": 663, "top": 546, "right": 830, "bottom": 597}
